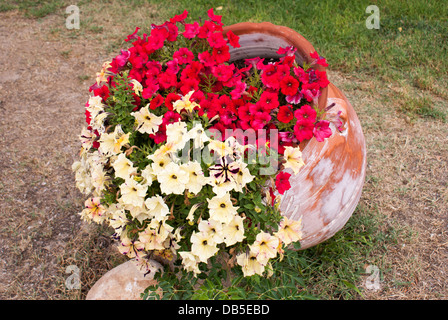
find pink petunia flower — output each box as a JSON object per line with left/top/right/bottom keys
{"left": 313, "top": 120, "right": 332, "bottom": 142}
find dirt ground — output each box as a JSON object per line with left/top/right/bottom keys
{"left": 0, "top": 11, "right": 446, "bottom": 299}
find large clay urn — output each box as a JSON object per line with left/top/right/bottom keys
{"left": 86, "top": 22, "right": 367, "bottom": 300}
{"left": 223, "top": 22, "right": 367, "bottom": 250}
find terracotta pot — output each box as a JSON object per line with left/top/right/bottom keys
{"left": 223, "top": 22, "right": 367, "bottom": 250}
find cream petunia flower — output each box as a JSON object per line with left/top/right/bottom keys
{"left": 198, "top": 219, "right": 224, "bottom": 244}
{"left": 223, "top": 215, "right": 246, "bottom": 246}
{"left": 186, "top": 203, "right": 201, "bottom": 224}
{"left": 250, "top": 231, "right": 279, "bottom": 264}
{"left": 140, "top": 165, "right": 155, "bottom": 187}
{"left": 236, "top": 250, "right": 266, "bottom": 277}
{"left": 166, "top": 122, "right": 189, "bottom": 150}
{"left": 80, "top": 197, "right": 105, "bottom": 223}
{"left": 96, "top": 61, "right": 112, "bottom": 85}
{"left": 188, "top": 123, "right": 210, "bottom": 149}
{"left": 98, "top": 125, "right": 130, "bottom": 156}
{"left": 148, "top": 153, "right": 173, "bottom": 175}
{"left": 112, "top": 153, "right": 137, "bottom": 179}
{"left": 231, "top": 161, "right": 254, "bottom": 192}
{"left": 208, "top": 139, "right": 233, "bottom": 158}
{"left": 139, "top": 225, "right": 168, "bottom": 251}
{"left": 190, "top": 231, "right": 219, "bottom": 263}
{"left": 79, "top": 127, "right": 95, "bottom": 151}
{"left": 207, "top": 193, "right": 239, "bottom": 224}
{"left": 172, "top": 90, "right": 200, "bottom": 113}
{"left": 282, "top": 146, "right": 305, "bottom": 174}
{"left": 86, "top": 96, "right": 105, "bottom": 122}
{"left": 274, "top": 216, "right": 303, "bottom": 245}
{"left": 117, "top": 235, "right": 146, "bottom": 259}
{"left": 144, "top": 195, "right": 170, "bottom": 222}
{"left": 124, "top": 203, "right": 151, "bottom": 224}
{"left": 179, "top": 251, "right": 201, "bottom": 275}
{"left": 72, "top": 159, "right": 93, "bottom": 195}
{"left": 119, "top": 178, "right": 147, "bottom": 207}
{"left": 131, "top": 105, "right": 163, "bottom": 135}
{"left": 107, "top": 204, "right": 128, "bottom": 235}
{"left": 130, "top": 79, "right": 143, "bottom": 95}
{"left": 157, "top": 162, "right": 189, "bottom": 195}
{"left": 181, "top": 161, "right": 208, "bottom": 195}
{"left": 90, "top": 165, "right": 109, "bottom": 195}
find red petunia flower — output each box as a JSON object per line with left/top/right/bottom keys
{"left": 238, "top": 103, "right": 253, "bottom": 122}
{"left": 115, "top": 49, "right": 131, "bottom": 67}
{"left": 173, "top": 47, "right": 194, "bottom": 65}
{"left": 230, "top": 80, "right": 246, "bottom": 100}
{"left": 146, "top": 28, "right": 167, "bottom": 51}
{"left": 142, "top": 82, "right": 159, "bottom": 99}
{"left": 183, "top": 21, "right": 200, "bottom": 39}
{"left": 162, "top": 110, "right": 181, "bottom": 126}
{"left": 226, "top": 30, "right": 240, "bottom": 48}
{"left": 294, "top": 104, "right": 317, "bottom": 123}
{"left": 208, "top": 32, "right": 227, "bottom": 48}
{"left": 165, "top": 92, "right": 181, "bottom": 110}
{"left": 212, "top": 45, "right": 230, "bottom": 64}
{"left": 280, "top": 75, "right": 299, "bottom": 96}
{"left": 293, "top": 120, "right": 314, "bottom": 142}
{"left": 166, "top": 59, "right": 180, "bottom": 74}
{"left": 169, "top": 9, "right": 188, "bottom": 23}
{"left": 310, "top": 51, "right": 329, "bottom": 67}
{"left": 149, "top": 125, "right": 167, "bottom": 144}
{"left": 275, "top": 171, "right": 292, "bottom": 195}
{"left": 257, "top": 90, "right": 279, "bottom": 111}
{"left": 212, "top": 64, "right": 234, "bottom": 82}
{"left": 207, "top": 8, "right": 223, "bottom": 26}
{"left": 149, "top": 94, "right": 164, "bottom": 110}
{"left": 197, "top": 20, "right": 216, "bottom": 39}
{"left": 277, "top": 105, "right": 294, "bottom": 123}
{"left": 125, "top": 27, "right": 140, "bottom": 42}
{"left": 198, "top": 50, "right": 216, "bottom": 67}
{"left": 93, "top": 85, "right": 110, "bottom": 103}
{"left": 165, "top": 22, "right": 179, "bottom": 42}
{"left": 180, "top": 78, "right": 200, "bottom": 95}
{"left": 251, "top": 112, "right": 271, "bottom": 130}
{"left": 157, "top": 71, "right": 177, "bottom": 90}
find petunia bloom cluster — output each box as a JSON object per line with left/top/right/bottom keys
{"left": 72, "top": 9, "right": 335, "bottom": 279}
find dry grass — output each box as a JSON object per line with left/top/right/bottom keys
{"left": 0, "top": 4, "right": 447, "bottom": 300}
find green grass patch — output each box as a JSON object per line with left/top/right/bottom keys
{"left": 398, "top": 92, "right": 446, "bottom": 122}
{"left": 0, "top": 0, "right": 66, "bottom": 18}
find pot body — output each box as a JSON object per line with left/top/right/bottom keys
{"left": 224, "top": 22, "right": 367, "bottom": 249}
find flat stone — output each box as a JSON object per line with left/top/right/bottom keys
{"left": 86, "top": 260, "right": 158, "bottom": 300}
